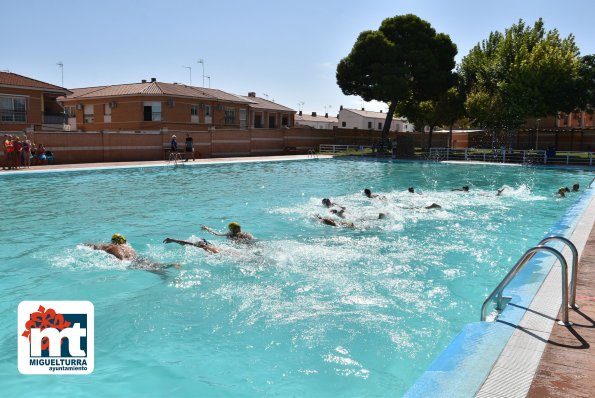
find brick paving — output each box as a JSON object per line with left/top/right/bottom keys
{"left": 527, "top": 222, "right": 595, "bottom": 398}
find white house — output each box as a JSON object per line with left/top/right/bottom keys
{"left": 338, "top": 108, "right": 414, "bottom": 132}
{"left": 294, "top": 111, "right": 338, "bottom": 129}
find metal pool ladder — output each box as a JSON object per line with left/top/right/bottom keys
{"left": 308, "top": 149, "right": 318, "bottom": 159}
{"left": 480, "top": 236, "right": 578, "bottom": 326}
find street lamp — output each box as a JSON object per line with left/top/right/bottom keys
{"left": 535, "top": 118, "right": 541, "bottom": 150}
{"left": 197, "top": 59, "right": 205, "bottom": 87}
{"left": 57, "top": 62, "right": 63, "bottom": 87}
{"left": 182, "top": 66, "right": 192, "bottom": 85}
{"left": 205, "top": 75, "right": 211, "bottom": 88}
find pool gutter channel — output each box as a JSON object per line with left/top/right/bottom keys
{"left": 405, "top": 185, "right": 595, "bottom": 398}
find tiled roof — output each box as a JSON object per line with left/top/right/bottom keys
{"left": 0, "top": 71, "right": 70, "bottom": 93}
{"left": 60, "top": 81, "right": 253, "bottom": 104}
{"left": 295, "top": 114, "right": 338, "bottom": 123}
{"left": 343, "top": 108, "right": 405, "bottom": 120}
{"left": 241, "top": 95, "right": 295, "bottom": 112}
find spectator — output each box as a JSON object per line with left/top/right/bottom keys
{"left": 185, "top": 133, "right": 195, "bottom": 161}
{"left": 22, "top": 136, "right": 32, "bottom": 168}
{"left": 35, "top": 143, "right": 47, "bottom": 165}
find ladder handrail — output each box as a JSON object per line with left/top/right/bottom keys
{"left": 481, "top": 245, "right": 570, "bottom": 325}
{"left": 537, "top": 236, "right": 579, "bottom": 308}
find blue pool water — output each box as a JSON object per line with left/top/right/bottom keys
{"left": 0, "top": 158, "right": 593, "bottom": 397}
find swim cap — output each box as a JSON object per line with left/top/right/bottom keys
{"left": 558, "top": 187, "right": 566, "bottom": 195}
{"left": 111, "top": 233, "right": 127, "bottom": 244}
{"left": 228, "top": 222, "right": 241, "bottom": 232}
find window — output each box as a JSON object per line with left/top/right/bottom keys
{"left": 268, "top": 115, "right": 276, "bottom": 128}
{"left": 281, "top": 114, "right": 289, "bottom": 127}
{"left": 191, "top": 105, "right": 199, "bottom": 123}
{"left": 104, "top": 104, "right": 112, "bottom": 123}
{"left": 378, "top": 122, "right": 382, "bottom": 129}
{"left": 368, "top": 121, "right": 372, "bottom": 129}
{"left": 224, "top": 107, "right": 236, "bottom": 125}
{"left": 205, "top": 105, "right": 211, "bottom": 117}
{"left": 0, "top": 96, "right": 27, "bottom": 122}
{"left": 84, "top": 104, "right": 94, "bottom": 123}
{"left": 342, "top": 121, "right": 346, "bottom": 127}
{"left": 143, "top": 101, "right": 161, "bottom": 121}
{"left": 239, "top": 108, "right": 247, "bottom": 128}
{"left": 65, "top": 106, "right": 76, "bottom": 118}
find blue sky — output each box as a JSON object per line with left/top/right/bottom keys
{"left": 3, "top": 0, "right": 595, "bottom": 113}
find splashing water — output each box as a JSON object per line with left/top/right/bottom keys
{"left": 0, "top": 158, "right": 592, "bottom": 397}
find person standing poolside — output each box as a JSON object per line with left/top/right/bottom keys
{"left": 12, "top": 137, "right": 22, "bottom": 168}
{"left": 202, "top": 222, "right": 254, "bottom": 242}
{"left": 185, "top": 133, "right": 195, "bottom": 161}
{"left": 170, "top": 135, "right": 178, "bottom": 152}
{"left": 22, "top": 137, "right": 32, "bottom": 168}
{"left": 163, "top": 237, "right": 220, "bottom": 253}
{"left": 3, "top": 135, "right": 14, "bottom": 170}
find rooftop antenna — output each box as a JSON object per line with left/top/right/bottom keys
{"left": 182, "top": 66, "right": 192, "bottom": 85}
{"left": 205, "top": 75, "right": 211, "bottom": 88}
{"left": 298, "top": 101, "right": 305, "bottom": 112}
{"left": 57, "top": 62, "right": 64, "bottom": 87}
{"left": 263, "top": 93, "right": 269, "bottom": 100}
{"left": 324, "top": 104, "right": 332, "bottom": 114}
{"left": 197, "top": 59, "right": 205, "bottom": 87}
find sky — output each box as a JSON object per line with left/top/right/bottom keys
{"left": 3, "top": 0, "right": 595, "bottom": 114}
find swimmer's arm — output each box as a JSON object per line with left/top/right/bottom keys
{"left": 201, "top": 225, "right": 227, "bottom": 236}
{"left": 164, "top": 237, "right": 201, "bottom": 247}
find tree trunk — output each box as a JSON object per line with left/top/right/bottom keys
{"left": 381, "top": 102, "right": 398, "bottom": 149}
{"left": 448, "top": 120, "right": 454, "bottom": 148}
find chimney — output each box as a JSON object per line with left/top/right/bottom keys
{"left": 299, "top": 110, "right": 302, "bottom": 116}
{"left": 325, "top": 113, "right": 328, "bottom": 118}
{"left": 151, "top": 78, "right": 156, "bottom": 82}
{"left": 361, "top": 107, "right": 365, "bottom": 111}
{"left": 312, "top": 112, "right": 317, "bottom": 117}
{"left": 380, "top": 110, "right": 383, "bottom": 113}
{"left": 142, "top": 79, "right": 147, "bottom": 83}
{"left": 248, "top": 92, "right": 256, "bottom": 97}
{"left": 340, "top": 105, "right": 343, "bottom": 110}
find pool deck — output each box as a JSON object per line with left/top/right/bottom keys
{"left": 3, "top": 155, "right": 594, "bottom": 397}
{"left": 526, "top": 224, "right": 595, "bottom": 398}
{"left": 0, "top": 154, "right": 333, "bottom": 174}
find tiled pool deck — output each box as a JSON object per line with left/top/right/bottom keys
{"left": 2, "top": 156, "right": 594, "bottom": 397}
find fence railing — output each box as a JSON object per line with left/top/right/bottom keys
{"left": 428, "top": 148, "right": 594, "bottom": 166}
{"left": 319, "top": 144, "right": 371, "bottom": 153}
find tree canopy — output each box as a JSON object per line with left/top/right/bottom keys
{"left": 337, "top": 14, "right": 457, "bottom": 146}
{"left": 459, "top": 18, "right": 581, "bottom": 131}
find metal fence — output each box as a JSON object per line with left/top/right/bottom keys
{"left": 319, "top": 144, "right": 371, "bottom": 153}
{"left": 428, "top": 148, "right": 594, "bottom": 166}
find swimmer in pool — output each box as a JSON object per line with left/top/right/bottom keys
{"left": 86, "top": 234, "right": 181, "bottom": 272}
{"left": 572, "top": 183, "right": 579, "bottom": 192}
{"left": 163, "top": 237, "right": 221, "bottom": 253}
{"left": 314, "top": 214, "right": 355, "bottom": 228}
{"left": 452, "top": 186, "right": 469, "bottom": 192}
{"left": 364, "top": 188, "right": 385, "bottom": 199}
{"left": 202, "top": 222, "right": 254, "bottom": 242}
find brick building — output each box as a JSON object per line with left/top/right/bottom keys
{"left": 0, "top": 71, "right": 70, "bottom": 134}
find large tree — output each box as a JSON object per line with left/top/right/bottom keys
{"left": 336, "top": 14, "right": 457, "bottom": 148}
{"left": 396, "top": 79, "right": 466, "bottom": 149}
{"left": 459, "top": 18, "right": 581, "bottom": 133}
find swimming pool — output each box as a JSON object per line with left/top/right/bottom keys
{"left": 0, "top": 158, "right": 593, "bottom": 396}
